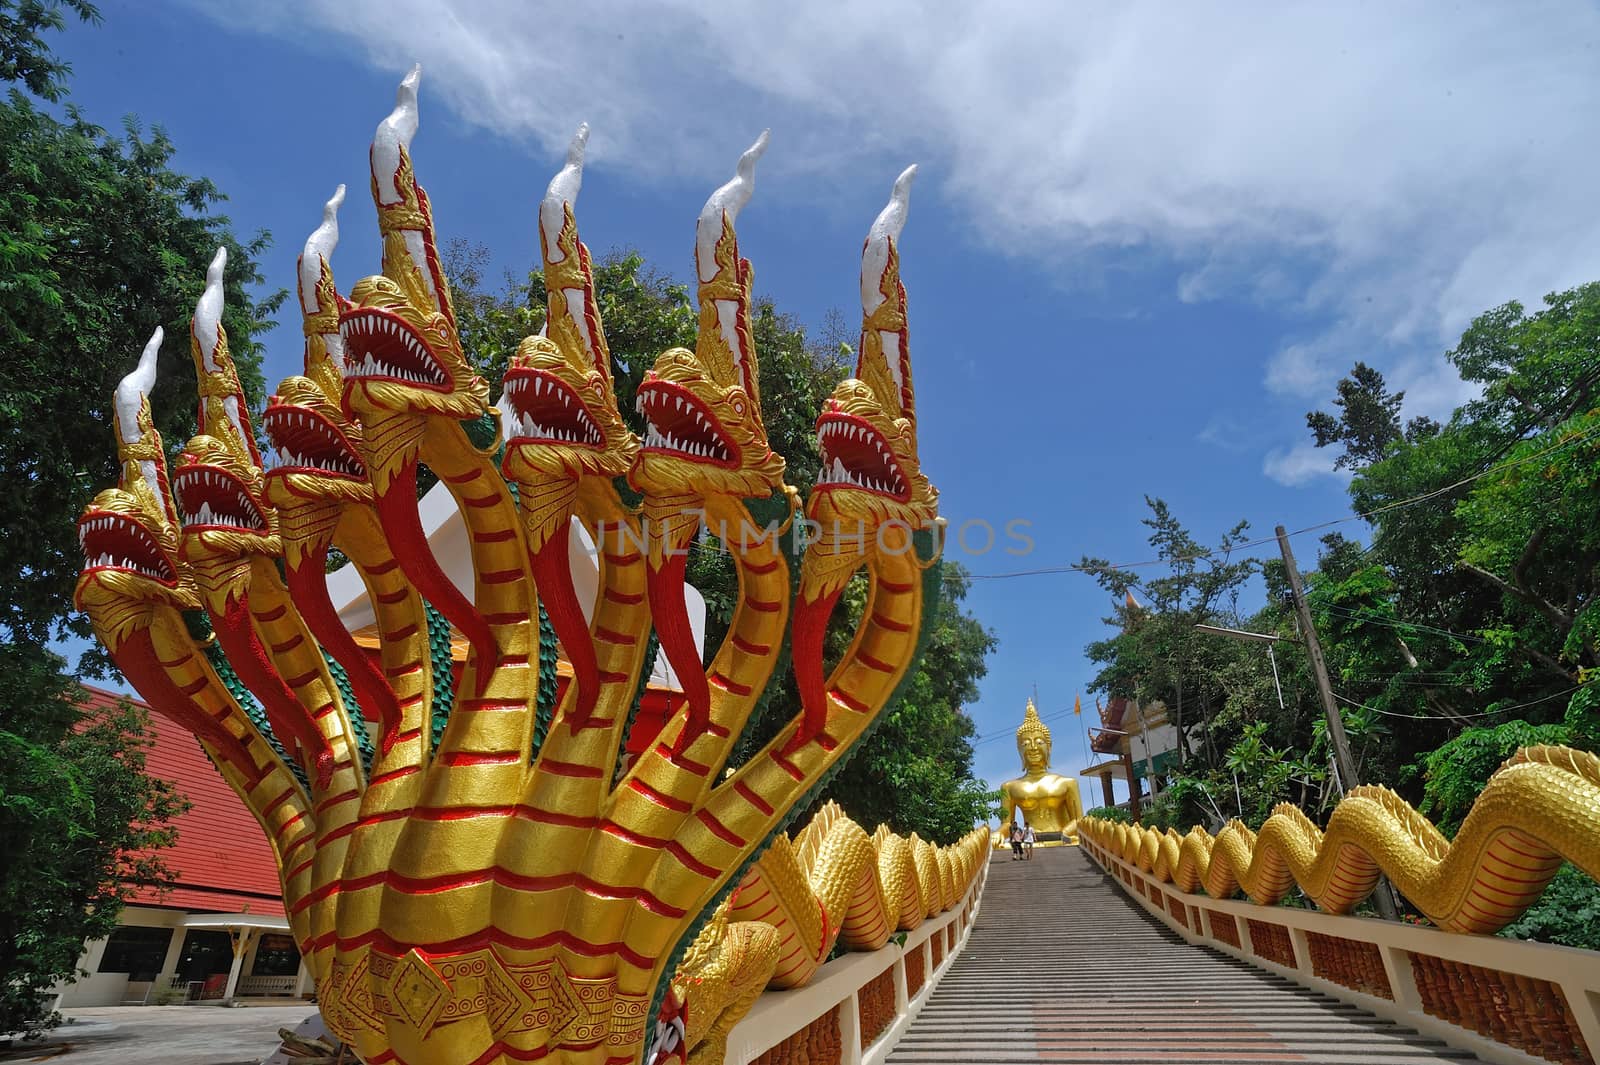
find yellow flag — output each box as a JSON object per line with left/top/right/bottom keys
{"left": 1073, "top": 693, "right": 1082, "bottom": 716}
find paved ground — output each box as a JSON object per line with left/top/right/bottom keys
{"left": 3, "top": 1005, "right": 314, "bottom": 1065}
{"left": 887, "top": 846, "right": 1486, "bottom": 1065}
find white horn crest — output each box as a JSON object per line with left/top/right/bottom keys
{"left": 696, "top": 129, "right": 769, "bottom": 283}
{"left": 540, "top": 123, "right": 589, "bottom": 259}
{"left": 372, "top": 64, "right": 421, "bottom": 206}
{"left": 115, "top": 328, "right": 163, "bottom": 446}
{"left": 195, "top": 247, "right": 227, "bottom": 373}
{"left": 862, "top": 164, "right": 916, "bottom": 315}
{"left": 116, "top": 327, "right": 169, "bottom": 506}
{"left": 193, "top": 246, "right": 250, "bottom": 451}
{"left": 299, "top": 184, "right": 345, "bottom": 317}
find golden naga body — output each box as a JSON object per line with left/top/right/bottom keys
{"left": 77, "top": 67, "right": 959, "bottom": 1065}
{"left": 996, "top": 699, "right": 1083, "bottom": 846}
{"left": 1082, "top": 745, "right": 1600, "bottom": 934}
{"left": 672, "top": 812, "right": 988, "bottom": 1065}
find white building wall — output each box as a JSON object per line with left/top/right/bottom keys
{"left": 53, "top": 906, "right": 187, "bottom": 1008}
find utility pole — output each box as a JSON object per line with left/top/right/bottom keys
{"left": 1276, "top": 525, "right": 1400, "bottom": 921}
{"left": 1277, "top": 526, "right": 1357, "bottom": 793}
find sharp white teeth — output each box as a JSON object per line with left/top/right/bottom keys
{"left": 831, "top": 458, "right": 847, "bottom": 482}
{"left": 675, "top": 397, "right": 686, "bottom": 413}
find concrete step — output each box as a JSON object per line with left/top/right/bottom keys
{"left": 885, "top": 847, "right": 1487, "bottom": 1065}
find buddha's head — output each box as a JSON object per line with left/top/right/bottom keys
{"left": 1016, "top": 698, "right": 1052, "bottom": 772}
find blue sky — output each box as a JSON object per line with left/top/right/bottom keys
{"left": 54, "top": 2, "right": 1600, "bottom": 801}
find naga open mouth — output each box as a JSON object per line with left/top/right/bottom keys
{"left": 502, "top": 368, "right": 603, "bottom": 447}
{"left": 637, "top": 380, "right": 735, "bottom": 466}
{"left": 172, "top": 465, "right": 269, "bottom": 533}
{"left": 646, "top": 997, "right": 687, "bottom": 1065}
{"left": 338, "top": 307, "right": 450, "bottom": 390}
{"left": 815, "top": 413, "right": 908, "bottom": 500}
{"left": 262, "top": 402, "right": 367, "bottom": 479}
{"left": 77, "top": 512, "right": 178, "bottom": 585}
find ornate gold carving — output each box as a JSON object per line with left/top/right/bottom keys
{"left": 77, "top": 71, "right": 960, "bottom": 1065}
{"left": 996, "top": 697, "right": 1084, "bottom": 846}
{"left": 1083, "top": 744, "right": 1600, "bottom": 934}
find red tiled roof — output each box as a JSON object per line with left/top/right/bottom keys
{"left": 80, "top": 687, "right": 286, "bottom": 916}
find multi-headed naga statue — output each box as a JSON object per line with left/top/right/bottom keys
{"left": 76, "top": 68, "right": 971, "bottom": 1065}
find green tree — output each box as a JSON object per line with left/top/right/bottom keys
{"left": 1080, "top": 499, "right": 1261, "bottom": 777}
{"left": 443, "top": 243, "right": 994, "bottom": 842}
{"left": 0, "top": 644, "right": 187, "bottom": 1039}
{"left": 1, "top": 97, "right": 280, "bottom": 650}
{"left": 0, "top": 0, "right": 97, "bottom": 100}
{"left": 1306, "top": 361, "right": 1406, "bottom": 470}
{"left": 0, "top": 3, "right": 270, "bottom": 1034}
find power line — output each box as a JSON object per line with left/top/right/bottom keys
{"left": 1316, "top": 604, "right": 1489, "bottom": 645}
{"left": 1333, "top": 685, "right": 1580, "bottom": 722}
{"left": 970, "top": 703, "right": 1084, "bottom": 746}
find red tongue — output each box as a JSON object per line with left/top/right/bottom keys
{"left": 287, "top": 544, "right": 403, "bottom": 754}
{"left": 116, "top": 629, "right": 262, "bottom": 783}
{"left": 374, "top": 462, "right": 500, "bottom": 695}
{"left": 646, "top": 549, "right": 710, "bottom": 752}
{"left": 215, "top": 595, "right": 336, "bottom": 791}
{"left": 785, "top": 584, "right": 846, "bottom": 754}
{"left": 530, "top": 534, "right": 599, "bottom": 732}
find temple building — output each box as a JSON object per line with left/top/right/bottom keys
{"left": 52, "top": 688, "right": 311, "bottom": 1008}
{"left": 1079, "top": 695, "right": 1180, "bottom": 819}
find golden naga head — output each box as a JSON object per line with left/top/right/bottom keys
{"left": 264, "top": 186, "right": 373, "bottom": 541}
{"left": 338, "top": 66, "right": 490, "bottom": 471}
{"left": 630, "top": 131, "right": 786, "bottom": 503}
{"left": 800, "top": 166, "right": 939, "bottom": 601}
{"left": 501, "top": 124, "right": 639, "bottom": 547}
{"left": 173, "top": 248, "right": 282, "bottom": 576}
{"left": 75, "top": 327, "right": 198, "bottom": 645}
{"left": 1017, "top": 697, "right": 1052, "bottom": 770}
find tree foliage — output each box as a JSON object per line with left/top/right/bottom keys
{"left": 443, "top": 243, "right": 994, "bottom": 842}
{"left": 0, "top": 645, "right": 186, "bottom": 1039}
{"left": 0, "top": 0, "right": 97, "bottom": 101}
{"left": 1, "top": 87, "right": 280, "bottom": 650}
{"left": 0, "top": 5, "right": 262, "bottom": 1035}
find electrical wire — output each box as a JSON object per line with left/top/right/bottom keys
{"left": 1334, "top": 686, "right": 1580, "bottom": 722}
{"left": 1315, "top": 604, "right": 1489, "bottom": 645}
{"left": 970, "top": 703, "right": 1083, "bottom": 746}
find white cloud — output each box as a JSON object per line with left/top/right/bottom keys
{"left": 1197, "top": 414, "right": 1254, "bottom": 454}
{"left": 202, "top": 1, "right": 1600, "bottom": 433}
{"left": 1265, "top": 340, "right": 1341, "bottom": 399}
{"left": 1262, "top": 443, "right": 1345, "bottom": 488}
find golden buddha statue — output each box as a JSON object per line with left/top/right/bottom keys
{"left": 997, "top": 698, "right": 1084, "bottom": 846}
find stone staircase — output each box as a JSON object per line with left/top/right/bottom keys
{"left": 887, "top": 846, "right": 1485, "bottom": 1064}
